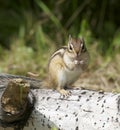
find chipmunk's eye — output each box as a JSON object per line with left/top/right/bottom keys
{"left": 69, "top": 43, "right": 73, "bottom": 51}
{"left": 81, "top": 44, "right": 86, "bottom": 52}
{"left": 69, "top": 45, "right": 72, "bottom": 50}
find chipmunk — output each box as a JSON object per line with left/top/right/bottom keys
{"left": 0, "top": 35, "right": 89, "bottom": 96}
{"left": 41, "top": 35, "right": 90, "bottom": 96}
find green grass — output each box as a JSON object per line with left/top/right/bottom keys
{"left": 0, "top": 0, "right": 120, "bottom": 82}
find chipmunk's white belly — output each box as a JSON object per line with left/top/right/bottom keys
{"left": 58, "top": 67, "right": 82, "bottom": 87}
{"left": 65, "top": 67, "right": 82, "bottom": 84}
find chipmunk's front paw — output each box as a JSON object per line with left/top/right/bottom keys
{"left": 58, "top": 89, "right": 71, "bottom": 97}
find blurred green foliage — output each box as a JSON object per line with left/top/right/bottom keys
{"left": 0, "top": 0, "right": 120, "bottom": 75}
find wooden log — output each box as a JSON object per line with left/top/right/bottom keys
{"left": 24, "top": 89, "right": 120, "bottom": 130}
{"left": 0, "top": 74, "right": 120, "bottom": 130}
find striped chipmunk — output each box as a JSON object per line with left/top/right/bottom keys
{"left": 41, "top": 35, "right": 90, "bottom": 96}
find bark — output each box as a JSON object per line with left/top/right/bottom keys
{"left": 24, "top": 89, "right": 120, "bottom": 130}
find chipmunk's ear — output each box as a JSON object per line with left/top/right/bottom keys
{"left": 80, "top": 36, "right": 84, "bottom": 44}
{"left": 69, "top": 34, "right": 72, "bottom": 41}
{"left": 80, "top": 37, "right": 86, "bottom": 52}
{"left": 68, "top": 35, "right": 73, "bottom": 51}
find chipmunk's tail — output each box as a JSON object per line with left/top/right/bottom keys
{"left": 29, "top": 79, "right": 50, "bottom": 89}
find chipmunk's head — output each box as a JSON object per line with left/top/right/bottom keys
{"left": 67, "top": 35, "right": 87, "bottom": 57}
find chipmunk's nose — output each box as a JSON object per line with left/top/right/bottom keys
{"left": 76, "top": 51, "right": 80, "bottom": 56}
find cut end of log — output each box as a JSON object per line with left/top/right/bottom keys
{"left": 0, "top": 78, "right": 35, "bottom": 127}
